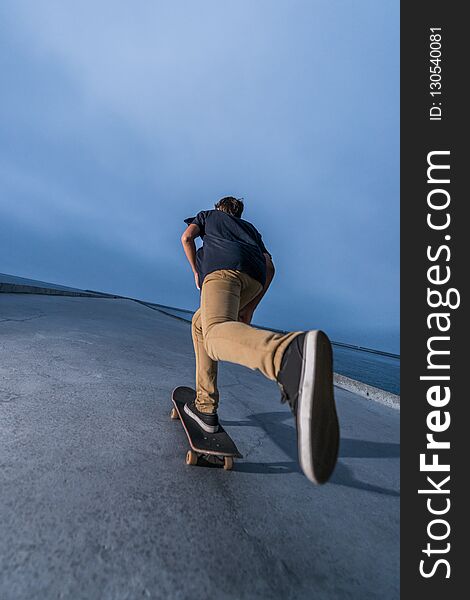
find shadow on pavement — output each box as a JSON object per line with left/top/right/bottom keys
{"left": 223, "top": 411, "right": 400, "bottom": 497}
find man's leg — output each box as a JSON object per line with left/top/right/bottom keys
{"left": 200, "top": 270, "right": 302, "bottom": 380}
{"left": 191, "top": 308, "right": 219, "bottom": 413}
{"left": 195, "top": 269, "right": 339, "bottom": 485}
{"left": 191, "top": 271, "right": 269, "bottom": 413}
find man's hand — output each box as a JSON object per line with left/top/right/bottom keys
{"left": 238, "top": 305, "right": 254, "bottom": 325}
{"left": 194, "top": 272, "right": 200, "bottom": 290}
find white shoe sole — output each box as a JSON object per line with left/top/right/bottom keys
{"left": 297, "top": 330, "right": 339, "bottom": 484}
{"left": 184, "top": 403, "right": 219, "bottom": 434}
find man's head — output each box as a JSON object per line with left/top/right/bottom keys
{"left": 214, "top": 196, "right": 244, "bottom": 218}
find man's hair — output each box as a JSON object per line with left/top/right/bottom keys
{"left": 214, "top": 196, "right": 244, "bottom": 218}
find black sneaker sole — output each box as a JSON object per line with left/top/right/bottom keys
{"left": 183, "top": 403, "right": 219, "bottom": 434}
{"left": 296, "top": 330, "right": 340, "bottom": 484}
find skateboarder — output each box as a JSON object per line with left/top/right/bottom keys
{"left": 181, "top": 197, "right": 339, "bottom": 484}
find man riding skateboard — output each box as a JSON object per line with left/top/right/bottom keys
{"left": 181, "top": 196, "right": 339, "bottom": 484}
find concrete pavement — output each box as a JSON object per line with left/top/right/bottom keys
{"left": 0, "top": 294, "right": 399, "bottom": 599}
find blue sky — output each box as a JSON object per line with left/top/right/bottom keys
{"left": 0, "top": 1, "right": 399, "bottom": 352}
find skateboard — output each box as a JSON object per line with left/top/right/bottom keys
{"left": 170, "top": 386, "right": 242, "bottom": 470}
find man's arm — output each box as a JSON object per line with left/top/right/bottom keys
{"left": 239, "top": 254, "right": 275, "bottom": 324}
{"left": 181, "top": 223, "right": 201, "bottom": 289}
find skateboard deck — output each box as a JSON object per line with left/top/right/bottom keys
{"left": 171, "top": 386, "right": 242, "bottom": 470}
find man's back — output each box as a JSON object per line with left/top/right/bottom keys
{"left": 184, "top": 209, "right": 270, "bottom": 288}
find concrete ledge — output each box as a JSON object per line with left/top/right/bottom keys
{"left": 0, "top": 283, "right": 119, "bottom": 298}
{"left": 334, "top": 373, "right": 400, "bottom": 409}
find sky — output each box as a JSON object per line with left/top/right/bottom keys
{"left": 0, "top": 1, "right": 399, "bottom": 353}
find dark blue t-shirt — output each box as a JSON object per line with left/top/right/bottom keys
{"left": 184, "top": 210, "right": 271, "bottom": 288}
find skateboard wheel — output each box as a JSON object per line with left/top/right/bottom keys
{"left": 170, "top": 408, "right": 179, "bottom": 420}
{"left": 186, "top": 450, "right": 198, "bottom": 466}
{"left": 223, "top": 456, "right": 233, "bottom": 471}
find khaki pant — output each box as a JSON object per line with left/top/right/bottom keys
{"left": 191, "top": 269, "right": 302, "bottom": 413}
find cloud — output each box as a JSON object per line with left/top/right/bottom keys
{"left": 0, "top": 0, "right": 399, "bottom": 352}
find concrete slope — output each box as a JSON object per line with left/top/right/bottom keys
{"left": 0, "top": 294, "right": 399, "bottom": 600}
